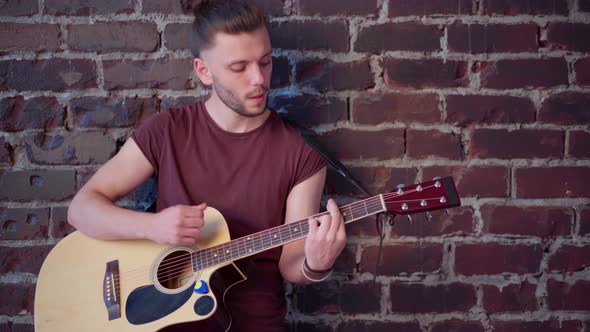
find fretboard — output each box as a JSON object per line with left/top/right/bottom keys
{"left": 191, "top": 195, "right": 385, "bottom": 272}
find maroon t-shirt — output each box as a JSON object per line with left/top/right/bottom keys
{"left": 131, "top": 101, "right": 325, "bottom": 331}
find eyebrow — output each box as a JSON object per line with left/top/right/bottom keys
{"left": 226, "top": 50, "right": 272, "bottom": 67}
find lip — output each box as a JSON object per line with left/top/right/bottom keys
{"left": 248, "top": 93, "right": 266, "bottom": 101}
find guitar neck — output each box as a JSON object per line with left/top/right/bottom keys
{"left": 191, "top": 195, "right": 386, "bottom": 271}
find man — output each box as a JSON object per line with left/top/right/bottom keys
{"left": 67, "top": 0, "right": 346, "bottom": 331}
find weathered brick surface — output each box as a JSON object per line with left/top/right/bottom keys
{"left": 45, "top": 0, "right": 135, "bottom": 15}
{"left": 0, "top": 23, "right": 61, "bottom": 53}
{"left": 0, "top": 96, "right": 64, "bottom": 131}
{"left": 0, "top": 170, "right": 76, "bottom": 201}
{"left": 360, "top": 243, "right": 443, "bottom": 275}
{"left": 548, "top": 245, "right": 590, "bottom": 272}
{"left": 352, "top": 92, "right": 440, "bottom": 124}
{"left": 355, "top": 23, "right": 442, "bottom": 53}
{"left": 0, "top": 322, "right": 34, "bottom": 332}
{"left": 164, "top": 23, "right": 192, "bottom": 51}
{"left": 299, "top": 0, "right": 378, "bottom": 16}
{"left": 568, "top": 131, "right": 590, "bottom": 159}
{"left": 575, "top": 58, "right": 590, "bottom": 86}
{"left": 0, "top": 208, "right": 49, "bottom": 240}
{"left": 0, "top": 59, "right": 97, "bottom": 91}
{"left": 0, "top": 0, "right": 39, "bottom": 16}
{"left": 269, "top": 21, "right": 349, "bottom": 52}
{"left": 103, "top": 58, "right": 193, "bottom": 90}
{"left": 293, "top": 281, "right": 381, "bottom": 314}
{"left": 431, "top": 320, "right": 485, "bottom": 332}
{"left": 469, "top": 129, "right": 563, "bottom": 159}
{"left": 269, "top": 94, "right": 346, "bottom": 126}
{"left": 384, "top": 59, "right": 469, "bottom": 88}
{"left": 581, "top": 0, "right": 590, "bottom": 12}
{"left": 480, "top": 205, "right": 572, "bottom": 237}
{"left": 539, "top": 92, "right": 590, "bottom": 125}
{"left": 455, "top": 243, "right": 543, "bottom": 275}
{"left": 271, "top": 57, "right": 291, "bottom": 88}
{"left": 482, "top": 282, "right": 538, "bottom": 313}
{"left": 492, "top": 319, "right": 582, "bottom": 332}
{"left": 326, "top": 166, "right": 418, "bottom": 198}
{"left": 389, "top": 206, "right": 474, "bottom": 237}
{"left": 317, "top": 128, "right": 405, "bottom": 161}
{"left": 295, "top": 59, "right": 374, "bottom": 92}
{"left": 545, "top": 23, "right": 590, "bottom": 52}
{"left": 50, "top": 206, "right": 76, "bottom": 238}
{"left": 0, "top": 137, "right": 10, "bottom": 164}
{"left": 390, "top": 283, "right": 476, "bottom": 313}
{"left": 0, "top": 246, "right": 53, "bottom": 274}
{"left": 478, "top": 59, "right": 569, "bottom": 89}
{"left": 483, "top": 0, "right": 570, "bottom": 15}
{"left": 25, "top": 132, "right": 116, "bottom": 165}
{"left": 0, "top": 284, "right": 34, "bottom": 315}
{"left": 336, "top": 321, "right": 422, "bottom": 332}
{"left": 448, "top": 23, "right": 538, "bottom": 54}
{"left": 516, "top": 167, "right": 590, "bottom": 198}
{"left": 547, "top": 280, "right": 590, "bottom": 311}
{"left": 581, "top": 206, "right": 590, "bottom": 235}
{"left": 389, "top": 0, "right": 474, "bottom": 17}
{"left": 422, "top": 165, "right": 510, "bottom": 197}
{"left": 445, "top": 95, "right": 536, "bottom": 125}
{"left": 67, "top": 22, "right": 159, "bottom": 53}
{"left": 70, "top": 96, "right": 158, "bottom": 128}
{"left": 407, "top": 129, "right": 462, "bottom": 159}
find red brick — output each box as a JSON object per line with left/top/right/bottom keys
{"left": 0, "top": 170, "right": 76, "bottom": 201}
{"left": 390, "top": 206, "right": 474, "bottom": 237}
{"left": 389, "top": 0, "right": 474, "bottom": 17}
{"left": 0, "top": 59, "right": 97, "bottom": 92}
{"left": 355, "top": 23, "right": 442, "bottom": 53}
{"left": 548, "top": 245, "right": 590, "bottom": 272}
{"left": 407, "top": 129, "right": 462, "bottom": 159}
{"left": 575, "top": 58, "right": 590, "bottom": 86}
{"left": 299, "top": 0, "right": 378, "bottom": 16}
{"left": 568, "top": 131, "right": 590, "bottom": 158}
{"left": 51, "top": 206, "right": 75, "bottom": 238}
{"left": 68, "top": 22, "right": 159, "bottom": 53}
{"left": 332, "top": 244, "right": 357, "bottom": 275}
{"left": 516, "top": 167, "right": 590, "bottom": 198}
{"left": 445, "top": 95, "right": 535, "bottom": 125}
{"left": 0, "top": 0, "right": 38, "bottom": 16}
{"left": 164, "top": 23, "right": 191, "bottom": 51}
{"left": 390, "top": 283, "right": 476, "bottom": 313}
{"left": 269, "top": 94, "right": 346, "bottom": 126}
{"left": 352, "top": 92, "right": 440, "bottom": 125}
{"left": 0, "top": 137, "right": 10, "bottom": 164}
{"left": 492, "top": 319, "right": 582, "bottom": 332}
{"left": 448, "top": 23, "right": 538, "bottom": 53}
{"left": 422, "top": 165, "right": 510, "bottom": 198}
{"left": 0, "top": 23, "right": 61, "bottom": 53}
{"left": 0, "top": 208, "right": 49, "bottom": 240}
{"left": 482, "top": 282, "right": 538, "bottom": 313}
{"left": 582, "top": 0, "right": 590, "bottom": 12}
{"left": 270, "top": 57, "right": 290, "bottom": 88}
{"left": 296, "top": 59, "right": 373, "bottom": 92}
{"left": 71, "top": 96, "right": 158, "bottom": 128}
{"left": 0, "top": 284, "right": 34, "bottom": 315}
{"left": 103, "top": 58, "right": 193, "bottom": 90}
{"left": 545, "top": 23, "right": 590, "bottom": 52}
{"left": 483, "top": 0, "right": 570, "bottom": 15}
{"left": 478, "top": 59, "right": 568, "bottom": 89}
{"left": 0, "top": 245, "right": 53, "bottom": 274}
{"left": 337, "top": 321, "right": 421, "bottom": 332}
{"left": 0, "top": 322, "right": 34, "bottom": 332}
{"left": 317, "top": 128, "right": 405, "bottom": 161}
{"left": 360, "top": 243, "right": 442, "bottom": 275}
{"left": 581, "top": 206, "right": 590, "bottom": 235}
{"left": 540, "top": 92, "right": 590, "bottom": 125}
{"left": 455, "top": 243, "right": 543, "bottom": 275}
{"left": 161, "top": 96, "right": 202, "bottom": 111}
{"left": 0, "top": 96, "right": 64, "bottom": 132}
{"left": 293, "top": 281, "right": 381, "bottom": 314}
{"left": 431, "top": 320, "right": 485, "bottom": 332}
{"left": 547, "top": 279, "right": 590, "bottom": 311}
{"left": 25, "top": 132, "right": 116, "bottom": 165}
{"left": 252, "top": 0, "right": 285, "bottom": 17}
{"left": 45, "top": 0, "right": 134, "bottom": 15}
{"left": 269, "top": 21, "right": 348, "bottom": 52}
{"left": 326, "top": 167, "right": 418, "bottom": 201}
{"left": 480, "top": 205, "right": 572, "bottom": 237}
{"left": 469, "top": 128, "right": 563, "bottom": 159}
{"left": 143, "top": 0, "right": 184, "bottom": 14}
{"left": 384, "top": 59, "right": 469, "bottom": 89}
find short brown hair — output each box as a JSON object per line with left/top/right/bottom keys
{"left": 183, "top": 0, "right": 267, "bottom": 57}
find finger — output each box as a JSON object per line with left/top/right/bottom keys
{"left": 307, "top": 216, "right": 319, "bottom": 239}
{"left": 183, "top": 204, "right": 206, "bottom": 218}
{"left": 180, "top": 227, "right": 201, "bottom": 239}
{"left": 178, "top": 237, "right": 197, "bottom": 245}
{"left": 182, "top": 216, "right": 205, "bottom": 228}
{"left": 315, "top": 214, "right": 331, "bottom": 239}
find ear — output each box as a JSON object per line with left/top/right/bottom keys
{"left": 194, "top": 58, "right": 212, "bottom": 86}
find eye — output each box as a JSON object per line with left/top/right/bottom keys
{"left": 230, "top": 65, "right": 246, "bottom": 73}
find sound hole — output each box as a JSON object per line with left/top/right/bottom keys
{"left": 157, "top": 249, "right": 194, "bottom": 291}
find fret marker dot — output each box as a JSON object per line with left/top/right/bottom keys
{"left": 249, "top": 249, "right": 252, "bottom": 253}
{"left": 294, "top": 228, "right": 297, "bottom": 231}
{"left": 226, "top": 250, "right": 229, "bottom": 253}
{"left": 247, "top": 237, "right": 251, "bottom": 240}
{"left": 274, "top": 235, "right": 277, "bottom": 238}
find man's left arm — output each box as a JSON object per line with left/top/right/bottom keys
{"left": 279, "top": 166, "right": 347, "bottom": 284}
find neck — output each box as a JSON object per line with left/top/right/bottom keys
{"left": 204, "top": 93, "right": 270, "bottom": 134}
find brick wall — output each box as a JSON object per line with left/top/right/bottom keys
{"left": 1, "top": 0, "right": 589, "bottom": 331}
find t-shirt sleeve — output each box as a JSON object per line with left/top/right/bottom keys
{"left": 292, "top": 139, "right": 327, "bottom": 187}
{"left": 130, "top": 111, "right": 171, "bottom": 175}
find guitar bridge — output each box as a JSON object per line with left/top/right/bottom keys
{"left": 103, "top": 260, "right": 121, "bottom": 320}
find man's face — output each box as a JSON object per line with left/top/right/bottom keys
{"left": 200, "top": 26, "right": 273, "bottom": 118}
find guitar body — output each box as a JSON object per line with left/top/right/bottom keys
{"left": 35, "top": 207, "right": 246, "bottom": 332}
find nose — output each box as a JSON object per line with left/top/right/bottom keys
{"left": 249, "top": 64, "right": 265, "bottom": 86}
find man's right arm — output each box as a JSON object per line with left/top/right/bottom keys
{"left": 67, "top": 138, "right": 206, "bottom": 245}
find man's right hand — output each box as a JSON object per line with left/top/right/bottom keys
{"left": 147, "top": 203, "right": 207, "bottom": 245}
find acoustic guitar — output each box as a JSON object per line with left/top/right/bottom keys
{"left": 34, "top": 177, "right": 460, "bottom": 331}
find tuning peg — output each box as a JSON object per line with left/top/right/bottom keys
{"left": 407, "top": 214, "right": 413, "bottom": 223}
{"left": 396, "top": 184, "right": 405, "bottom": 194}
{"left": 426, "top": 211, "right": 433, "bottom": 221}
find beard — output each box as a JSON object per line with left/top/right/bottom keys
{"left": 211, "top": 76, "right": 269, "bottom": 118}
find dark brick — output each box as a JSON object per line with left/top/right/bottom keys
{"left": 103, "top": 58, "right": 193, "bottom": 90}
{"left": 0, "top": 23, "right": 61, "bottom": 53}
{"left": 0, "top": 96, "right": 64, "bottom": 131}
{"left": 0, "top": 0, "right": 38, "bottom": 16}
{"left": 0, "top": 138, "right": 9, "bottom": 164}
{"left": 581, "top": 206, "right": 590, "bottom": 235}
{"left": 293, "top": 281, "right": 381, "bottom": 314}
{"left": 582, "top": 0, "right": 590, "bottom": 12}
{"left": 271, "top": 56, "right": 290, "bottom": 88}
{"left": 337, "top": 321, "right": 422, "bottom": 332}
{"left": 0, "top": 170, "right": 76, "bottom": 201}
{"left": 540, "top": 92, "right": 590, "bottom": 125}
{"left": 252, "top": 0, "right": 284, "bottom": 17}
{"left": 360, "top": 243, "right": 442, "bottom": 275}
{"left": 448, "top": 23, "right": 538, "bottom": 53}
{"left": 161, "top": 96, "right": 203, "bottom": 111}
{"left": 384, "top": 59, "right": 469, "bottom": 89}
{"left": 0, "top": 208, "right": 49, "bottom": 240}
{"left": 287, "top": 321, "right": 331, "bottom": 332}
{"left": 326, "top": 166, "right": 418, "bottom": 199}
{"left": 483, "top": 0, "right": 569, "bottom": 15}
{"left": 269, "top": 94, "right": 346, "bottom": 126}
{"left": 332, "top": 244, "right": 357, "bottom": 275}
{"left": 389, "top": 0, "right": 474, "bottom": 17}
{"left": 45, "top": 0, "right": 134, "bottom": 15}
{"left": 407, "top": 129, "right": 462, "bottom": 159}
{"left": 68, "top": 22, "right": 159, "bottom": 53}
{"left": 469, "top": 129, "right": 563, "bottom": 159}
{"left": 0, "top": 284, "right": 34, "bottom": 315}
{"left": 164, "top": 23, "right": 191, "bottom": 51}
{"left": 51, "top": 206, "right": 75, "bottom": 238}
{"left": 478, "top": 59, "right": 568, "bottom": 89}
{"left": 25, "top": 132, "right": 116, "bottom": 165}
{"left": 269, "top": 21, "right": 348, "bottom": 52}
{"left": 545, "top": 23, "right": 590, "bottom": 52}
{"left": 143, "top": 0, "right": 183, "bottom": 14}
{"left": 296, "top": 59, "right": 373, "bottom": 92}
{"left": 353, "top": 92, "right": 440, "bottom": 125}
{"left": 71, "top": 96, "right": 158, "bottom": 128}
{"left": 422, "top": 165, "right": 510, "bottom": 198}
{"left": 299, "top": 0, "right": 377, "bottom": 16}
{"left": 548, "top": 245, "right": 590, "bottom": 272}
{"left": 482, "top": 282, "right": 538, "bottom": 313}
{"left": 431, "top": 320, "right": 485, "bottom": 332}
{"left": 355, "top": 23, "right": 442, "bottom": 53}
{"left": 390, "top": 283, "right": 476, "bottom": 313}
{"left": 515, "top": 167, "right": 590, "bottom": 198}
{"left": 0, "top": 59, "right": 97, "bottom": 91}
{"left": 492, "top": 319, "right": 582, "bottom": 332}
{"left": 390, "top": 206, "right": 474, "bottom": 237}
{"left": 568, "top": 131, "right": 590, "bottom": 159}
{"left": 455, "top": 243, "right": 543, "bottom": 275}
{"left": 317, "top": 128, "right": 405, "bottom": 161}
{"left": 0, "top": 322, "right": 34, "bottom": 332}
{"left": 480, "top": 205, "right": 572, "bottom": 237}
{"left": 0, "top": 245, "right": 53, "bottom": 274}
{"left": 547, "top": 280, "right": 590, "bottom": 311}
{"left": 575, "top": 58, "right": 590, "bottom": 86}
{"left": 445, "top": 95, "right": 535, "bottom": 125}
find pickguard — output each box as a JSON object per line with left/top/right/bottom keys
{"left": 126, "top": 283, "right": 195, "bottom": 325}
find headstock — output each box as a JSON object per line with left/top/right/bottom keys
{"left": 384, "top": 177, "right": 461, "bottom": 215}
